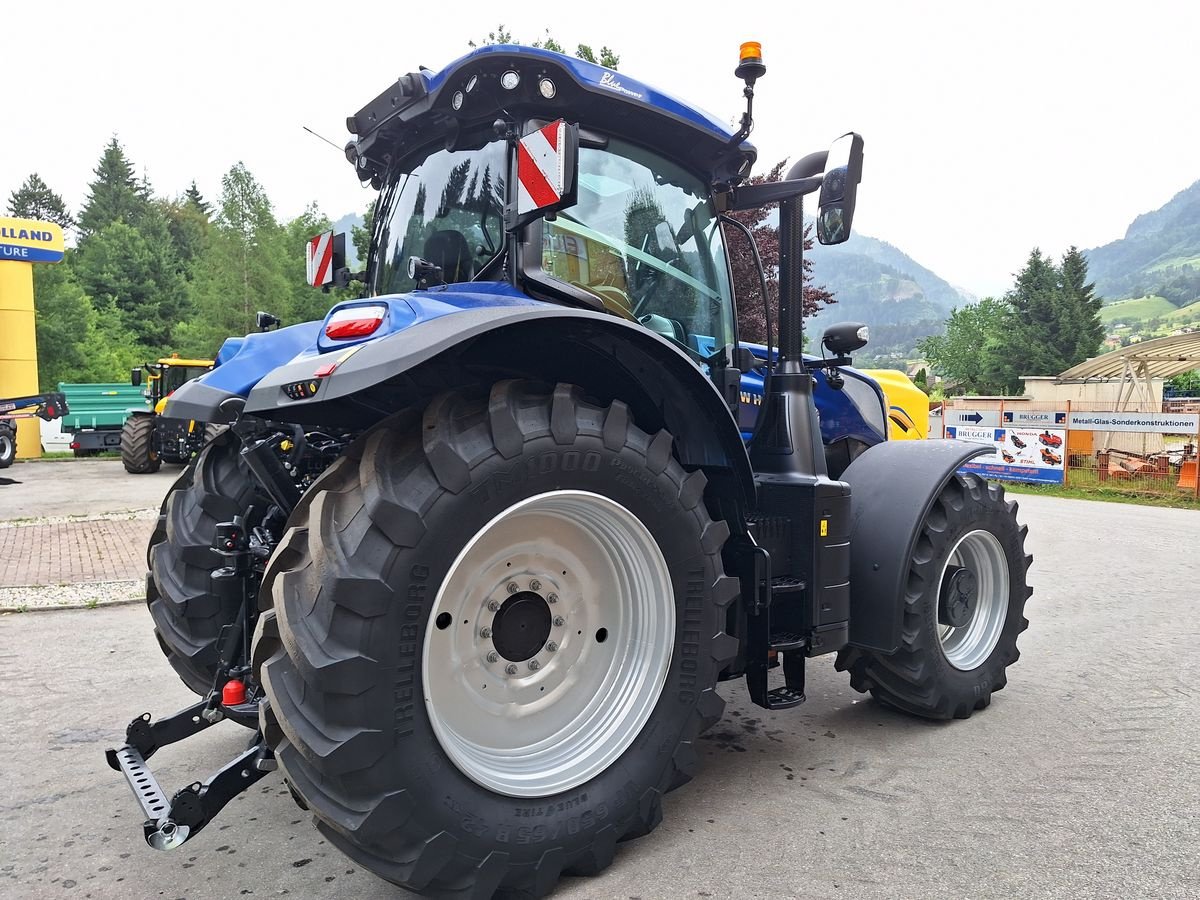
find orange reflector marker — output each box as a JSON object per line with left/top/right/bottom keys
{"left": 222, "top": 679, "right": 246, "bottom": 706}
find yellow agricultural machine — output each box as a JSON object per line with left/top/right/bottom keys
{"left": 121, "top": 357, "right": 216, "bottom": 473}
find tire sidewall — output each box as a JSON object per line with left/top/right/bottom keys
{"left": 338, "top": 430, "right": 720, "bottom": 859}
{"left": 917, "top": 481, "right": 1025, "bottom": 697}
{"left": 0, "top": 428, "right": 14, "bottom": 466}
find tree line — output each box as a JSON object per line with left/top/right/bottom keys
{"left": 7, "top": 140, "right": 358, "bottom": 390}
{"left": 918, "top": 247, "right": 1104, "bottom": 394}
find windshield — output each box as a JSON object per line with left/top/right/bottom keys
{"left": 373, "top": 141, "right": 506, "bottom": 295}
{"left": 542, "top": 138, "right": 735, "bottom": 353}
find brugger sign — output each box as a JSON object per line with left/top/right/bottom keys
{"left": 0, "top": 217, "right": 65, "bottom": 263}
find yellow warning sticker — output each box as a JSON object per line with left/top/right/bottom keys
{"left": 820, "top": 519, "right": 828, "bottom": 537}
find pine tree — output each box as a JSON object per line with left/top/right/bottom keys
{"left": 177, "top": 163, "right": 292, "bottom": 355}
{"left": 7, "top": 173, "right": 74, "bottom": 231}
{"left": 77, "top": 138, "right": 149, "bottom": 237}
{"left": 184, "top": 181, "right": 213, "bottom": 218}
{"left": 1059, "top": 246, "right": 1104, "bottom": 364}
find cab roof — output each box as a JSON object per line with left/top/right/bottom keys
{"left": 346, "top": 45, "right": 756, "bottom": 190}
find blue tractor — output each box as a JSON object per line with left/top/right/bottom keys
{"left": 108, "top": 43, "right": 1031, "bottom": 896}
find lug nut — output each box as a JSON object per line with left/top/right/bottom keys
{"left": 487, "top": 651, "right": 499, "bottom": 663}
{"left": 546, "top": 641, "right": 558, "bottom": 652}
{"left": 530, "top": 579, "right": 541, "bottom": 591}
{"left": 479, "top": 627, "right": 492, "bottom": 639}
{"left": 528, "top": 659, "right": 541, "bottom": 671}
{"left": 553, "top": 615, "right": 566, "bottom": 627}
{"left": 547, "top": 592, "right": 558, "bottom": 604}
{"left": 505, "top": 663, "right": 518, "bottom": 675}
{"left": 506, "top": 582, "right": 519, "bottom": 594}
{"left": 488, "top": 599, "right": 501, "bottom": 612}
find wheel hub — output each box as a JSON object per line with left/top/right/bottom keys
{"left": 939, "top": 565, "right": 978, "bottom": 627}
{"left": 422, "top": 490, "right": 675, "bottom": 798}
{"left": 491, "top": 591, "right": 552, "bottom": 662}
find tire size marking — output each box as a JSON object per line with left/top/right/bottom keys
{"left": 678, "top": 567, "right": 706, "bottom": 704}
{"left": 395, "top": 564, "right": 429, "bottom": 737}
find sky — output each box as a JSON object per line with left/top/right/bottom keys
{"left": 3, "top": 1, "right": 1198, "bottom": 298}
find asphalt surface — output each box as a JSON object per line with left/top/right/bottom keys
{"left": 0, "top": 459, "right": 178, "bottom": 521}
{"left": 1, "top": 492, "right": 1197, "bottom": 899}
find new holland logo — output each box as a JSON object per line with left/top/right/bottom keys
{"left": 0, "top": 217, "right": 65, "bottom": 263}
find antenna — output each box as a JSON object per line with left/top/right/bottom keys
{"left": 302, "top": 125, "right": 343, "bottom": 153}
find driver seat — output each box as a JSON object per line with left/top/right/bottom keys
{"left": 423, "top": 230, "right": 473, "bottom": 284}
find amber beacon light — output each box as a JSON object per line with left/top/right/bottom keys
{"left": 736, "top": 41, "right": 766, "bottom": 82}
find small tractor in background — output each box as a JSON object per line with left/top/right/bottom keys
{"left": 106, "top": 42, "right": 1032, "bottom": 897}
{"left": 121, "top": 356, "right": 216, "bottom": 473}
{"left": 0, "top": 391, "right": 68, "bottom": 467}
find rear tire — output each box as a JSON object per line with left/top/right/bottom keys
{"left": 835, "top": 474, "right": 1031, "bottom": 720}
{"left": 121, "top": 415, "right": 160, "bottom": 474}
{"left": 0, "top": 425, "right": 15, "bottom": 468}
{"left": 147, "top": 432, "right": 266, "bottom": 699}
{"left": 254, "top": 382, "right": 737, "bottom": 898}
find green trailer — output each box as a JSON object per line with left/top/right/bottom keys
{"left": 58, "top": 383, "right": 150, "bottom": 456}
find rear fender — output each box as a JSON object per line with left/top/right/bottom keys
{"left": 244, "top": 305, "right": 756, "bottom": 510}
{"left": 841, "top": 439, "right": 992, "bottom": 652}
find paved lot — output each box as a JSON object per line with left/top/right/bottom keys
{"left": 0, "top": 493, "right": 1197, "bottom": 899}
{"left": 0, "top": 459, "right": 177, "bottom": 521}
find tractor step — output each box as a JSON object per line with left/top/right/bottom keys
{"left": 764, "top": 685, "right": 807, "bottom": 710}
{"left": 770, "top": 576, "right": 805, "bottom": 595}
{"left": 769, "top": 630, "right": 807, "bottom": 651}
{"left": 106, "top": 697, "right": 274, "bottom": 850}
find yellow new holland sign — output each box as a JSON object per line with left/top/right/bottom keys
{"left": 0, "top": 217, "right": 65, "bottom": 263}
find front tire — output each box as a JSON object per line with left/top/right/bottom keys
{"left": 120, "top": 414, "right": 160, "bottom": 474}
{"left": 254, "top": 382, "right": 737, "bottom": 897}
{"left": 836, "top": 474, "right": 1031, "bottom": 719}
{"left": 0, "top": 425, "right": 15, "bottom": 468}
{"left": 147, "top": 433, "right": 266, "bottom": 697}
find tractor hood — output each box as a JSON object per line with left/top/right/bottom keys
{"left": 162, "top": 285, "right": 547, "bottom": 424}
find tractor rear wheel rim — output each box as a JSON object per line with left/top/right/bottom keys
{"left": 423, "top": 489, "right": 675, "bottom": 798}
{"left": 936, "top": 529, "right": 1008, "bottom": 671}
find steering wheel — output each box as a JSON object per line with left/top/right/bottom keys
{"left": 631, "top": 256, "right": 682, "bottom": 318}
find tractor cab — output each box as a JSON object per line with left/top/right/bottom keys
{"left": 133, "top": 357, "right": 214, "bottom": 414}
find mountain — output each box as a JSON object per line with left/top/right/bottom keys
{"left": 805, "top": 229, "right": 973, "bottom": 366}
{"left": 1085, "top": 179, "right": 1200, "bottom": 305}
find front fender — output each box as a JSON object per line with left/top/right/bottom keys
{"left": 245, "top": 305, "right": 756, "bottom": 509}
{"left": 841, "top": 439, "right": 992, "bottom": 652}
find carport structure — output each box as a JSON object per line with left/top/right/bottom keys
{"left": 1057, "top": 332, "right": 1200, "bottom": 407}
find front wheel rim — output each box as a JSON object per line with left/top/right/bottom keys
{"left": 423, "top": 489, "right": 675, "bottom": 798}
{"left": 937, "top": 529, "right": 1009, "bottom": 671}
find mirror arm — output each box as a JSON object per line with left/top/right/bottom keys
{"left": 726, "top": 175, "right": 823, "bottom": 211}
{"left": 787, "top": 151, "right": 828, "bottom": 180}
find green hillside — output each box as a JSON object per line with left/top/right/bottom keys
{"left": 1098, "top": 295, "right": 1177, "bottom": 325}
{"left": 1086, "top": 179, "right": 1200, "bottom": 306}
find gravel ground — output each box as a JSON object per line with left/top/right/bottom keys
{"left": 0, "top": 492, "right": 1196, "bottom": 899}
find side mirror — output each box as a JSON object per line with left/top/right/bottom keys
{"left": 816, "top": 133, "right": 864, "bottom": 245}
{"left": 130, "top": 368, "right": 142, "bottom": 387}
{"left": 306, "top": 231, "right": 348, "bottom": 288}
{"left": 510, "top": 119, "right": 579, "bottom": 230}
{"left": 822, "top": 321, "right": 870, "bottom": 356}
